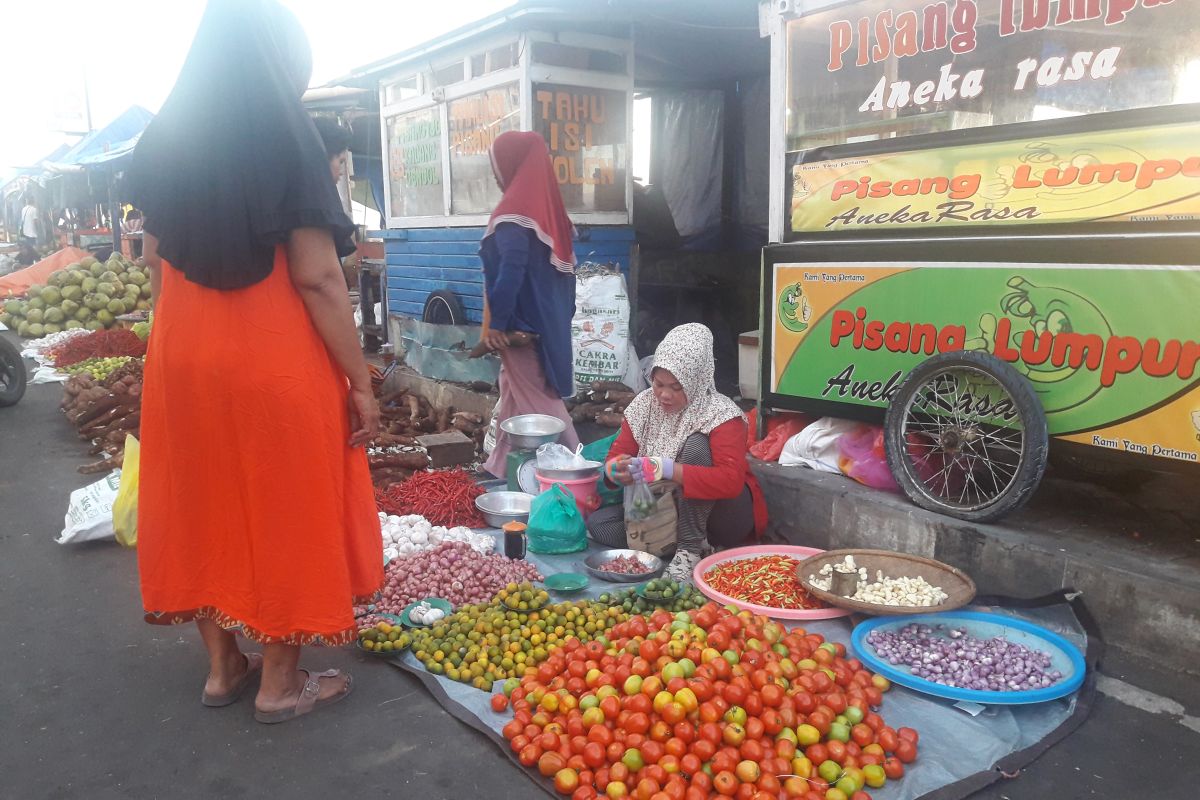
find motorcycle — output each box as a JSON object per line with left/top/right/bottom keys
{"left": 0, "top": 335, "right": 27, "bottom": 406}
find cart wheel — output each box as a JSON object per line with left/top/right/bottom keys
{"left": 0, "top": 336, "right": 27, "bottom": 407}
{"left": 422, "top": 290, "right": 466, "bottom": 326}
{"left": 884, "top": 351, "right": 1048, "bottom": 522}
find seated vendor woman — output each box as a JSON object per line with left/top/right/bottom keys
{"left": 589, "top": 323, "right": 767, "bottom": 582}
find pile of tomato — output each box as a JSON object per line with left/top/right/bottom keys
{"left": 498, "top": 602, "right": 918, "bottom": 800}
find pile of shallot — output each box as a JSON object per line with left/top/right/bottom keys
{"left": 375, "top": 541, "right": 542, "bottom": 611}
{"left": 866, "top": 623, "right": 1064, "bottom": 692}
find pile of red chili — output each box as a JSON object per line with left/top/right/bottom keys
{"left": 375, "top": 468, "right": 487, "bottom": 528}
{"left": 702, "top": 554, "right": 827, "bottom": 610}
{"left": 47, "top": 329, "right": 147, "bottom": 368}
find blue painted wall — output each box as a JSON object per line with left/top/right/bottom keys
{"left": 374, "top": 226, "right": 636, "bottom": 324}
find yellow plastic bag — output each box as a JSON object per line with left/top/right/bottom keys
{"left": 112, "top": 434, "right": 140, "bottom": 548}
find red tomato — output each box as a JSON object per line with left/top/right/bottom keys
{"left": 572, "top": 787, "right": 598, "bottom": 800}
{"left": 756, "top": 773, "right": 782, "bottom": 795}
{"left": 807, "top": 711, "right": 832, "bottom": 736}
{"left": 607, "top": 742, "right": 626, "bottom": 763}
{"left": 792, "top": 691, "right": 816, "bottom": 714}
{"left": 626, "top": 712, "right": 651, "bottom": 735}
{"left": 805, "top": 744, "right": 828, "bottom": 766}
{"left": 723, "top": 683, "right": 747, "bottom": 706}
{"left": 635, "top": 778, "right": 661, "bottom": 800}
{"left": 610, "top": 763, "right": 631, "bottom": 784}
{"left": 583, "top": 742, "right": 606, "bottom": 768}
{"left": 738, "top": 739, "right": 764, "bottom": 764}
{"left": 851, "top": 724, "right": 874, "bottom": 748}
{"left": 759, "top": 684, "right": 784, "bottom": 709}
{"left": 664, "top": 738, "right": 687, "bottom": 760}
{"left": 898, "top": 727, "right": 919, "bottom": 745}
{"left": 826, "top": 740, "right": 847, "bottom": 764}
{"left": 539, "top": 751, "right": 567, "bottom": 777}
{"left": 713, "top": 771, "right": 739, "bottom": 797}
{"left": 698, "top": 722, "right": 723, "bottom": 745}
{"left": 679, "top": 753, "right": 702, "bottom": 777}
{"left": 510, "top": 734, "right": 531, "bottom": 754}
{"left": 672, "top": 723, "right": 695, "bottom": 745}
{"left": 877, "top": 729, "right": 899, "bottom": 753}
{"left": 895, "top": 740, "right": 918, "bottom": 764}
{"left": 710, "top": 750, "right": 738, "bottom": 774}
{"left": 744, "top": 717, "right": 765, "bottom": 741}
{"left": 555, "top": 767, "right": 582, "bottom": 795}
{"left": 642, "top": 741, "right": 665, "bottom": 765}
{"left": 690, "top": 738, "right": 717, "bottom": 762}
{"left": 883, "top": 757, "right": 905, "bottom": 780}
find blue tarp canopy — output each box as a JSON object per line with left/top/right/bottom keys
{"left": 43, "top": 106, "right": 154, "bottom": 172}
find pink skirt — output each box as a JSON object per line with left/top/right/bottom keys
{"left": 483, "top": 344, "right": 580, "bottom": 478}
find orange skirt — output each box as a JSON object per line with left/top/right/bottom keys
{"left": 138, "top": 247, "right": 382, "bottom": 645}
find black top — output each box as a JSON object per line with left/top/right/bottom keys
{"left": 124, "top": 0, "right": 353, "bottom": 291}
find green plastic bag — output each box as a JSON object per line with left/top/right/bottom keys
{"left": 581, "top": 433, "right": 622, "bottom": 509}
{"left": 527, "top": 484, "right": 587, "bottom": 554}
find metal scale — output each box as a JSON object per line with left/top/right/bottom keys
{"left": 500, "top": 414, "right": 565, "bottom": 494}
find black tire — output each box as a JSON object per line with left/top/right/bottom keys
{"left": 884, "top": 350, "right": 1048, "bottom": 523}
{"left": 0, "top": 336, "right": 27, "bottom": 407}
{"left": 422, "top": 290, "right": 466, "bottom": 326}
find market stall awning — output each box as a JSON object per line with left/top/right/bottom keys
{"left": 43, "top": 106, "right": 154, "bottom": 173}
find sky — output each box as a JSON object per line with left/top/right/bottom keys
{"left": 0, "top": 0, "right": 513, "bottom": 172}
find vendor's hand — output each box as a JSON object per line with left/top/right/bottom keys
{"left": 629, "top": 456, "right": 675, "bottom": 483}
{"left": 348, "top": 386, "right": 380, "bottom": 447}
{"left": 605, "top": 456, "right": 635, "bottom": 486}
{"left": 482, "top": 328, "right": 510, "bottom": 351}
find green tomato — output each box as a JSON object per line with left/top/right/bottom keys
{"left": 828, "top": 722, "right": 851, "bottom": 743}
{"left": 844, "top": 705, "right": 864, "bottom": 725}
{"left": 818, "top": 759, "right": 842, "bottom": 784}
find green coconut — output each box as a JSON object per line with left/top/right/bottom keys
{"left": 17, "top": 321, "right": 31, "bottom": 337}
{"left": 42, "top": 323, "right": 62, "bottom": 335}
{"left": 96, "top": 281, "right": 115, "bottom": 297}
{"left": 27, "top": 296, "right": 45, "bottom": 311}
{"left": 96, "top": 309, "right": 116, "bottom": 327}
{"left": 107, "top": 298, "right": 127, "bottom": 315}
{"left": 3, "top": 299, "right": 22, "bottom": 315}
{"left": 64, "top": 269, "right": 85, "bottom": 286}
{"left": 24, "top": 308, "right": 44, "bottom": 324}
{"left": 39, "top": 286, "right": 62, "bottom": 305}
{"left": 0, "top": 313, "right": 12, "bottom": 328}
{"left": 85, "top": 320, "right": 105, "bottom": 331}
{"left": 60, "top": 299, "right": 80, "bottom": 316}
{"left": 140, "top": 283, "right": 153, "bottom": 298}
{"left": 89, "top": 262, "right": 106, "bottom": 278}
{"left": 61, "top": 285, "right": 83, "bottom": 302}
{"left": 74, "top": 307, "right": 93, "bottom": 322}
{"left": 135, "top": 299, "right": 152, "bottom": 312}
{"left": 47, "top": 270, "right": 67, "bottom": 287}
{"left": 81, "top": 276, "right": 98, "bottom": 293}
{"left": 65, "top": 319, "right": 84, "bottom": 330}
{"left": 80, "top": 256, "right": 99, "bottom": 268}
{"left": 26, "top": 322, "right": 44, "bottom": 338}
{"left": 43, "top": 307, "right": 65, "bottom": 324}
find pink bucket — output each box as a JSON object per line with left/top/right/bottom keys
{"left": 536, "top": 472, "right": 602, "bottom": 516}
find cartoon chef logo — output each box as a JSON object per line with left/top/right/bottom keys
{"left": 1192, "top": 409, "right": 1200, "bottom": 442}
{"left": 779, "top": 282, "right": 812, "bottom": 333}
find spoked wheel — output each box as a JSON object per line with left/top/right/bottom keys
{"left": 884, "top": 351, "right": 1048, "bottom": 522}
{"left": 0, "top": 336, "right": 27, "bottom": 407}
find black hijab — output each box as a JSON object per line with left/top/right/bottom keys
{"left": 124, "top": 0, "right": 354, "bottom": 290}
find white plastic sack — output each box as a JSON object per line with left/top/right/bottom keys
{"left": 779, "top": 417, "right": 861, "bottom": 474}
{"left": 572, "top": 272, "right": 630, "bottom": 392}
{"left": 58, "top": 471, "right": 121, "bottom": 544}
{"left": 482, "top": 399, "right": 500, "bottom": 456}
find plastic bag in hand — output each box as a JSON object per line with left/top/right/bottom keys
{"left": 624, "top": 479, "right": 656, "bottom": 521}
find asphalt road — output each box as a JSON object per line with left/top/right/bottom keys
{"left": 1, "top": 346, "right": 1195, "bottom": 800}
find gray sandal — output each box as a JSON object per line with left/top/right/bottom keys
{"left": 201, "top": 653, "right": 263, "bottom": 707}
{"left": 254, "top": 668, "right": 354, "bottom": 724}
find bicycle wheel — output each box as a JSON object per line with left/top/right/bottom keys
{"left": 884, "top": 351, "right": 1048, "bottom": 522}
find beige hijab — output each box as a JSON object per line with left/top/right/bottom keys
{"left": 623, "top": 323, "right": 745, "bottom": 458}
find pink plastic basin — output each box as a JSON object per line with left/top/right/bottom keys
{"left": 536, "top": 472, "right": 602, "bottom": 516}
{"left": 693, "top": 545, "right": 852, "bottom": 621}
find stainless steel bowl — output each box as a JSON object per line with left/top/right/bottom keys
{"left": 475, "top": 491, "right": 533, "bottom": 528}
{"left": 583, "top": 549, "right": 665, "bottom": 583}
{"left": 536, "top": 461, "right": 603, "bottom": 481}
{"left": 500, "top": 414, "right": 566, "bottom": 450}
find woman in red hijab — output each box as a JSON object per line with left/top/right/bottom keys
{"left": 480, "top": 132, "right": 580, "bottom": 478}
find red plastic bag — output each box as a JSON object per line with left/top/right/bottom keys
{"left": 748, "top": 410, "right": 816, "bottom": 462}
{"left": 836, "top": 424, "right": 900, "bottom": 492}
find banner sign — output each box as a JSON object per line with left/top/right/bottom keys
{"left": 770, "top": 261, "right": 1200, "bottom": 463}
{"left": 534, "top": 83, "right": 628, "bottom": 214}
{"left": 789, "top": 121, "right": 1200, "bottom": 233}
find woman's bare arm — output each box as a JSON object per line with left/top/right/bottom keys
{"left": 143, "top": 233, "right": 162, "bottom": 304}
{"left": 286, "top": 227, "right": 378, "bottom": 446}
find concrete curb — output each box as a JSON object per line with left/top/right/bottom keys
{"left": 751, "top": 460, "right": 1200, "bottom": 676}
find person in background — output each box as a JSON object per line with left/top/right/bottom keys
{"left": 125, "top": 0, "right": 380, "bottom": 724}
{"left": 17, "top": 195, "right": 40, "bottom": 265}
{"left": 590, "top": 323, "right": 767, "bottom": 581}
{"left": 480, "top": 131, "right": 580, "bottom": 478}
{"left": 312, "top": 116, "right": 350, "bottom": 184}
{"left": 122, "top": 208, "right": 144, "bottom": 258}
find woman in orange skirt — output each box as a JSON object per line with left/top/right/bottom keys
{"left": 125, "top": 0, "right": 381, "bottom": 723}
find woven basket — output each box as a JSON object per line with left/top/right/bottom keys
{"left": 626, "top": 480, "right": 678, "bottom": 558}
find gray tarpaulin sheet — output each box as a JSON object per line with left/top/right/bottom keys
{"left": 381, "top": 534, "right": 1094, "bottom": 800}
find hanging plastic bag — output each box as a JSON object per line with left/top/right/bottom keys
{"left": 624, "top": 479, "right": 657, "bottom": 522}
{"left": 112, "top": 434, "right": 140, "bottom": 547}
{"left": 527, "top": 484, "right": 587, "bottom": 554}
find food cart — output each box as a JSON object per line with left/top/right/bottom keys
{"left": 760, "top": 0, "right": 1199, "bottom": 521}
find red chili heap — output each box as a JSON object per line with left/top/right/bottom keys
{"left": 375, "top": 468, "right": 486, "bottom": 528}
{"left": 48, "top": 329, "right": 147, "bottom": 368}
{"left": 703, "top": 556, "right": 826, "bottom": 611}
